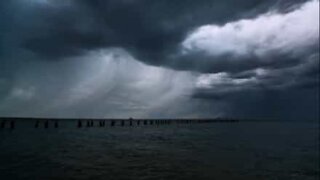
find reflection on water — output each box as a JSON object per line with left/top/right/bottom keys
{"left": 0, "top": 122, "right": 319, "bottom": 180}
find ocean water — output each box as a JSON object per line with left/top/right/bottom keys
{"left": 0, "top": 121, "right": 319, "bottom": 180}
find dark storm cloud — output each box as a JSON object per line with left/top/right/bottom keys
{"left": 10, "top": 0, "right": 285, "bottom": 62}
{"left": 2, "top": 0, "right": 316, "bottom": 74}
{"left": 192, "top": 54, "right": 319, "bottom": 120}
{"left": 0, "top": 0, "right": 319, "bottom": 120}
{"left": 3, "top": 0, "right": 316, "bottom": 71}
{"left": 195, "top": 54, "right": 319, "bottom": 93}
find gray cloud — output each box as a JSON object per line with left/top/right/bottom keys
{"left": 179, "top": 0, "right": 319, "bottom": 73}
{"left": 191, "top": 53, "right": 319, "bottom": 120}
{"left": 3, "top": 0, "right": 286, "bottom": 61}
{"left": 0, "top": 48, "right": 224, "bottom": 118}
{"left": 0, "top": 0, "right": 319, "bottom": 120}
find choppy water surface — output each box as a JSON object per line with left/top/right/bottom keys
{"left": 0, "top": 121, "right": 319, "bottom": 180}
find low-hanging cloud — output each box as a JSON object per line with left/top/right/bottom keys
{"left": 0, "top": 48, "right": 224, "bottom": 118}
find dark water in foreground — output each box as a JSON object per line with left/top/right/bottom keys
{"left": 0, "top": 122, "right": 319, "bottom": 180}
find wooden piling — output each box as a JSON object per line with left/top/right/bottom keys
{"left": 10, "top": 121, "right": 15, "bottom": 130}
{"left": 78, "top": 120, "right": 82, "bottom": 128}
{"left": 99, "top": 121, "right": 103, "bottom": 127}
{"left": 35, "top": 120, "right": 39, "bottom": 128}
{"left": 86, "top": 121, "right": 90, "bottom": 127}
{"left": 1, "top": 121, "right": 5, "bottom": 129}
{"left": 54, "top": 121, "right": 59, "bottom": 128}
{"left": 44, "top": 121, "right": 49, "bottom": 128}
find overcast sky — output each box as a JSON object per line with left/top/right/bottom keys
{"left": 0, "top": 0, "right": 319, "bottom": 120}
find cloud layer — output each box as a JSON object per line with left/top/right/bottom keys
{"left": 0, "top": 0, "right": 319, "bottom": 120}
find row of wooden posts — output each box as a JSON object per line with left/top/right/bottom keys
{"left": 0, "top": 119, "right": 239, "bottom": 130}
